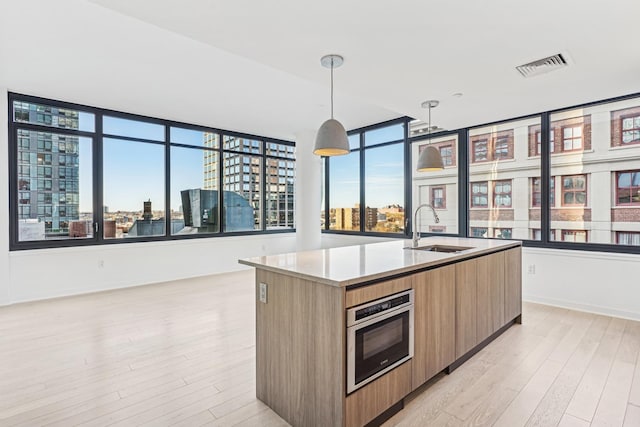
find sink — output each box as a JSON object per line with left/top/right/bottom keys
{"left": 405, "top": 244, "right": 474, "bottom": 253}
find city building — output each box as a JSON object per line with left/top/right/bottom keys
{"left": 14, "top": 103, "right": 81, "bottom": 240}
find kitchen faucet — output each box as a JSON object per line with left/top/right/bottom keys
{"left": 412, "top": 203, "right": 439, "bottom": 248}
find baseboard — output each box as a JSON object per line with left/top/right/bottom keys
{"left": 523, "top": 295, "right": 640, "bottom": 322}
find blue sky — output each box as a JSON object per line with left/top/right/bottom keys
{"left": 81, "top": 118, "right": 404, "bottom": 212}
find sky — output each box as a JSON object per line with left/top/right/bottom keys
{"left": 82, "top": 116, "right": 405, "bottom": 212}
{"left": 330, "top": 124, "right": 405, "bottom": 208}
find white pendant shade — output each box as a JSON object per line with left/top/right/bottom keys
{"left": 314, "top": 118, "right": 349, "bottom": 156}
{"left": 416, "top": 145, "right": 444, "bottom": 172}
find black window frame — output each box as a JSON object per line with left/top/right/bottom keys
{"left": 8, "top": 92, "right": 296, "bottom": 251}
{"left": 322, "top": 91, "right": 640, "bottom": 254}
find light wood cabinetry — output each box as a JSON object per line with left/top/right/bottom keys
{"left": 345, "top": 276, "right": 412, "bottom": 308}
{"left": 411, "top": 264, "right": 456, "bottom": 390}
{"left": 455, "top": 258, "right": 478, "bottom": 359}
{"left": 255, "top": 270, "right": 344, "bottom": 427}
{"left": 345, "top": 361, "right": 412, "bottom": 427}
{"left": 455, "top": 247, "right": 522, "bottom": 359}
{"left": 476, "top": 251, "right": 505, "bottom": 342}
{"left": 504, "top": 246, "right": 522, "bottom": 322}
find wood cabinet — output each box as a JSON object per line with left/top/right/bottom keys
{"left": 411, "top": 264, "right": 456, "bottom": 390}
{"left": 455, "top": 247, "right": 522, "bottom": 359}
{"left": 504, "top": 246, "right": 522, "bottom": 322}
{"left": 455, "top": 258, "right": 478, "bottom": 359}
{"left": 476, "top": 251, "right": 505, "bottom": 342}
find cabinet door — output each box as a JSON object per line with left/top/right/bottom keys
{"left": 504, "top": 247, "right": 522, "bottom": 322}
{"left": 455, "top": 259, "right": 477, "bottom": 359}
{"left": 412, "top": 265, "right": 455, "bottom": 390}
{"left": 476, "top": 251, "right": 505, "bottom": 342}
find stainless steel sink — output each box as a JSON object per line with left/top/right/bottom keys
{"left": 405, "top": 244, "right": 474, "bottom": 253}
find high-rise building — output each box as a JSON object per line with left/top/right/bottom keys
{"left": 14, "top": 102, "right": 80, "bottom": 239}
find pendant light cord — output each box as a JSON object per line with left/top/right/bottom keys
{"left": 330, "top": 58, "right": 334, "bottom": 119}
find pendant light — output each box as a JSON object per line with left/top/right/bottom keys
{"left": 416, "top": 100, "right": 445, "bottom": 172}
{"left": 313, "top": 54, "right": 349, "bottom": 156}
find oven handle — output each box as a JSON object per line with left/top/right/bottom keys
{"left": 346, "top": 289, "right": 414, "bottom": 327}
{"left": 347, "top": 303, "right": 413, "bottom": 332}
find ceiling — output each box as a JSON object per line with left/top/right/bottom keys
{"left": 2, "top": 0, "right": 639, "bottom": 142}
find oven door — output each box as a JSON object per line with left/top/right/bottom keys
{"left": 347, "top": 305, "right": 414, "bottom": 394}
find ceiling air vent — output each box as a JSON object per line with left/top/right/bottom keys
{"left": 516, "top": 53, "right": 568, "bottom": 78}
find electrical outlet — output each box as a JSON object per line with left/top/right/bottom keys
{"left": 259, "top": 282, "right": 268, "bottom": 303}
{"left": 527, "top": 264, "right": 536, "bottom": 275}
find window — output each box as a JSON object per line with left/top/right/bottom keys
{"left": 471, "top": 182, "right": 488, "bottom": 208}
{"left": 617, "top": 232, "right": 640, "bottom": 245}
{"left": 431, "top": 186, "right": 445, "bottom": 209}
{"left": 494, "top": 137, "right": 509, "bottom": 159}
{"left": 621, "top": 115, "right": 640, "bottom": 144}
{"left": 412, "top": 134, "right": 459, "bottom": 234}
{"left": 472, "top": 140, "right": 488, "bottom": 162}
{"left": 470, "top": 130, "right": 514, "bottom": 163}
{"left": 535, "top": 130, "right": 554, "bottom": 156}
{"left": 329, "top": 151, "right": 360, "bottom": 231}
{"left": 561, "top": 175, "right": 587, "bottom": 206}
{"left": 531, "top": 177, "right": 555, "bottom": 207}
{"left": 493, "top": 180, "right": 512, "bottom": 208}
{"left": 562, "top": 230, "right": 587, "bottom": 242}
{"left": 440, "top": 145, "right": 453, "bottom": 166}
{"left": 616, "top": 171, "right": 640, "bottom": 205}
{"left": 9, "top": 94, "right": 295, "bottom": 249}
{"left": 471, "top": 227, "right": 488, "bottom": 238}
{"left": 364, "top": 143, "right": 404, "bottom": 232}
{"left": 562, "top": 126, "right": 583, "bottom": 151}
{"left": 494, "top": 228, "right": 512, "bottom": 239}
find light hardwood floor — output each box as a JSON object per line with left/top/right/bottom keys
{"left": 1, "top": 270, "right": 639, "bottom": 427}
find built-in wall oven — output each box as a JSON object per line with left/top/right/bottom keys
{"left": 347, "top": 289, "right": 414, "bottom": 394}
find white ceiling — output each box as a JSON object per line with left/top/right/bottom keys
{"left": 2, "top": 0, "right": 640, "bottom": 142}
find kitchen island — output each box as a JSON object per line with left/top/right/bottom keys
{"left": 239, "top": 237, "right": 522, "bottom": 427}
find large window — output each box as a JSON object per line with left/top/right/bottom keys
{"left": 9, "top": 94, "right": 295, "bottom": 250}
{"left": 321, "top": 93, "right": 640, "bottom": 252}
{"left": 413, "top": 134, "right": 459, "bottom": 235}
{"left": 469, "top": 117, "right": 541, "bottom": 240}
{"left": 327, "top": 121, "right": 407, "bottom": 234}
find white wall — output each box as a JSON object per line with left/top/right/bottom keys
{"left": 0, "top": 88, "right": 10, "bottom": 306}
{"left": 6, "top": 234, "right": 296, "bottom": 304}
{"left": 523, "top": 247, "right": 640, "bottom": 321}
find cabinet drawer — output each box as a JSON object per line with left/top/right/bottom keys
{"left": 345, "top": 276, "right": 412, "bottom": 308}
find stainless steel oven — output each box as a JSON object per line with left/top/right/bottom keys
{"left": 347, "top": 289, "right": 414, "bottom": 394}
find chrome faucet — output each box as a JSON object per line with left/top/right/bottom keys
{"left": 412, "top": 203, "right": 439, "bottom": 248}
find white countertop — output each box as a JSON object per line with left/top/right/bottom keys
{"left": 238, "top": 237, "right": 521, "bottom": 287}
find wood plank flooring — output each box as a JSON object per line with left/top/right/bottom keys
{"left": 0, "top": 270, "right": 639, "bottom": 426}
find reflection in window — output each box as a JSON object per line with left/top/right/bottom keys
{"left": 431, "top": 186, "right": 445, "bottom": 209}
{"left": 616, "top": 171, "right": 640, "bottom": 205}
{"left": 561, "top": 175, "right": 587, "bottom": 206}
{"left": 621, "top": 116, "right": 640, "bottom": 144}
{"left": 493, "top": 180, "right": 512, "bottom": 208}
{"left": 471, "top": 182, "right": 488, "bottom": 208}
{"left": 531, "top": 177, "right": 555, "bottom": 207}
{"left": 618, "top": 232, "right": 640, "bottom": 245}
